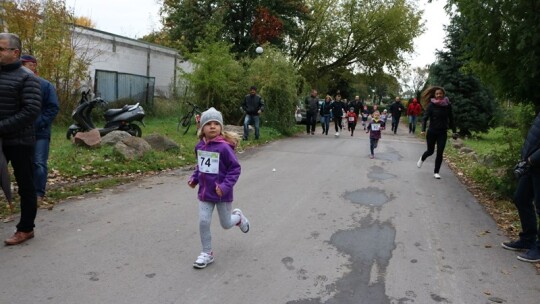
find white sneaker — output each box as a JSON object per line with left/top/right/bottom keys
{"left": 193, "top": 252, "right": 214, "bottom": 269}
{"left": 233, "top": 208, "right": 250, "bottom": 233}
{"left": 335, "top": 132, "right": 340, "bottom": 137}
{"left": 434, "top": 173, "right": 441, "bottom": 179}
{"left": 417, "top": 157, "right": 423, "bottom": 168}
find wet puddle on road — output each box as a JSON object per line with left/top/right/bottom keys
{"left": 344, "top": 187, "right": 392, "bottom": 207}
{"left": 367, "top": 166, "right": 396, "bottom": 181}
{"left": 373, "top": 147, "right": 402, "bottom": 162}
{"left": 288, "top": 187, "right": 399, "bottom": 304}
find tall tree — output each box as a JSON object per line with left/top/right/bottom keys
{"left": 160, "top": 0, "right": 307, "bottom": 55}
{"left": 289, "top": 0, "right": 422, "bottom": 83}
{"left": 445, "top": 0, "right": 540, "bottom": 110}
{"left": 427, "top": 14, "right": 498, "bottom": 136}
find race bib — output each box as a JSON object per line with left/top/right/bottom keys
{"left": 197, "top": 150, "right": 220, "bottom": 174}
{"left": 348, "top": 117, "right": 355, "bottom": 122}
{"left": 371, "top": 123, "right": 380, "bottom": 131}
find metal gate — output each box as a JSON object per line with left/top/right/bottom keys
{"left": 94, "top": 70, "right": 155, "bottom": 107}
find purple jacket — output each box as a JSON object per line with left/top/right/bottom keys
{"left": 189, "top": 136, "right": 241, "bottom": 203}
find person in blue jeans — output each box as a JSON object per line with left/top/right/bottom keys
{"left": 241, "top": 86, "right": 264, "bottom": 140}
{"left": 501, "top": 112, "right": 540, "bottom": 263}
{"left": 320, "top": 95, "right": 332, "bottom": 135}
{"left": 21, "top": 55, "right": 59, "bottom": 206}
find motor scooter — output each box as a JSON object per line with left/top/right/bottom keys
{"left": 66, "top": 90, "right": 145, "bottom": 139}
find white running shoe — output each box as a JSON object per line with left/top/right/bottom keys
{"left": 233, "top": 208, "right": 250, "bottom": 233}
{"left": 417, "top": 157, "right": 423, "bottom": 168}
{"left": 193, "top": 252, "right": 214, "bottom": 269}
{"left": 434, "top": 173, "right": 441, "bottom": 179}
{"left": 335, "top": 132, "right": 340, "bottom": 137}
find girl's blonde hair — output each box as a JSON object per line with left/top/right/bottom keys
{"left": 198, "top": 127, "right": 241, "bottom": 150}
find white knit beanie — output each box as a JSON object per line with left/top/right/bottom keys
{"left": 199, "top": 107, "right": 224, "bottom": 130}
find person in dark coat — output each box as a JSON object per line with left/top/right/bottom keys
{"left": 304, "top": 89, "right": 319, "bottom": 135}
{"left": 241, "top": 86, "right": 264, "bottom": 140}
{"left": 21, "top": 55, "right": 59, "bottom": 206}
{"left": 501, "top": 112, "right": 540, "bottom": 263}
{"left": 330, "top": 94, "right": 346, "bottom": 136}
{"left": 0, "top": 33, "right": 42, "bottom": 245}
{"left": 389, "top": 97, "right": 406, "bottom": 134}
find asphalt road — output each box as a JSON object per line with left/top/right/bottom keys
{"left": 1, "top": 126, "right": 538, "bottom": 304}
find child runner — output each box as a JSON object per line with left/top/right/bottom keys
{"left": 380, "top": 109, "right": 388, "bottom": 129}
{"left": 188, "top": 107, "right": 250, "bottom": 269}
{"left": 346, "top": 107, "right": 358, "bottom": 136}
{"left": 366, "top": 111, "right": 383, "bottom": 159}
{"left": 361, "top": 105, "right": 370, "bottom": 130}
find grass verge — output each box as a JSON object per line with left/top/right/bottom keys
{"left": 1, "top": 117, "right": 300, "bottom": 217}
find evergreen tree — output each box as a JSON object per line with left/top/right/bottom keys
{"left": 427, "top": 15, "right": 498, "bottom": 136}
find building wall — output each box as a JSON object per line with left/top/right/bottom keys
{"left": 73, "top": 26, "right": 192, "bottom": 98}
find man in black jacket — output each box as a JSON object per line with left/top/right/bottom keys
{"left": 389, "top": 97, "right": 405, "bottom": 134}
{"left": 501, "top": 113, "right": 540, "bottom": 263}
{"left": 304, "top": 89, "right": 319, "bottom": 135}
{"left": 241, "top": 86, "right": 264, "bottom": 140}
{"left": 0, "top": 33, "right": 42, "bottom": 245}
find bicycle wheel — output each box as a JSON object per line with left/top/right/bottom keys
{"left": 182, "top": 116, "right": 193, "bottom": 135}
{"left": 177, "top": 112, "right": 192, "bottom": 131}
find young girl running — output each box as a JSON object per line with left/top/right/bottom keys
{"left": 188, "top": 107, "right": 250, "bottom": 269}
{"left": 366, "top": 111, "right": 383, "bottom": 159}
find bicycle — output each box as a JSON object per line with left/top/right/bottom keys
{"left": 177, "top": 101, "right": 202, "bottom": 135}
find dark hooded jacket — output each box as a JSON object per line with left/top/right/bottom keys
{"left": 521, "top": 112, "right": 540, "bottom": 169}
{"left": 0, "top": 60, "right": 42, "bottom": 146}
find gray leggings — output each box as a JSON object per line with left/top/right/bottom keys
{"left": 199, "top": 201, "right": 241, "bottom": 253}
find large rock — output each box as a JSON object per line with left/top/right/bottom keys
{"left": 73, "top": 129, "right": 101, "bottom": 148}
{"left": 102, "top": 130, "right": 132, "bottom": 146}
{"left": 224, "top": 124, "right": 245, "bottom": 134}
{"left": 113, "top": 137, "right": 152, "bottom": 160}
{"left": 143, "top": 133, "right": 180, "bottom": 152}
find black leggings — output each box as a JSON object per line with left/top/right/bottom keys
{"left": 334, "top": 116, "right": 343, "bottom": 132}
{"left": 421, "top": 130, "right": 447, "bottom": 173}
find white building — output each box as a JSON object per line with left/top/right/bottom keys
{"left": 73, "top": 25, "right": 192, "bottom": 102}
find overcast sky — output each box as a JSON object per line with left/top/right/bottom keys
{"left": 65, "top": 0, "right": 449, "bottom": 68}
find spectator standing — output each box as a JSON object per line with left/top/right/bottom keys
{"left": 389, "top": 97, "right": 405, "bottom": 134}
{"left": 241, "top": 86, "right": 264, "bottom": 140}
{"left": 407, "top": 98, "right": 422, "bottom": 134}
{"left": 21, "top": 55, "right": 59, "bottom": 206}
{"left": 304, "top": 89, "right": 319, "bottom": 135}
{"left": 416, "top": 86, "right": 458, "bottom": 179}
{"left": 501, "top": 112, "right": 540, "bottom": 263}
{"left": 0, "top": 33, "right": 42, "bottom": 245}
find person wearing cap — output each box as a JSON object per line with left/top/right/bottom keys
{"left": 241, "top": 86, "right": 265, "bottom": 140}
{"left": 21, "top": 54, "right": 59, "bottom": 207}
{"left": 346, "top": 106, "right": 358, "bottom": 136}
{"left": 381, "top": 109, "right": 388, "bottom": 129}
{"left": 0, "top": 33, "right": 42, "bottom": 245}
{"left": 188, "top": 107, "right": 250, "bottom": 269}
